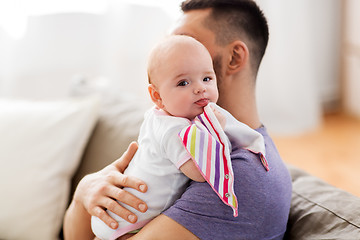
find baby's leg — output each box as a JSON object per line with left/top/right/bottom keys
{"left": 91, "top": 215, "right": 116, "bottom": 240}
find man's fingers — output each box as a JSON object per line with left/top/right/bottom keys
{"left": 90, "top": 141, "right": 148, "bottom": 228}
{"left": 113, "top": 142, "right": 138, "bottom": 172}
{"left": 92, "top": 198, "right": 139, "bottom": 229}
{"left": 106, "top": 185, "right": 148, "bottom": 214}
{"left": 126, "top": 141, "right": 139, "bottom": 158}
{"left": 110, "top": 160, "right": 148, "bottom": 193}
{"left": 92, "top": 206, "right": 119, "bottom": 229}
{"left": 115, "top": 173, "right": 147, "bottom": 193}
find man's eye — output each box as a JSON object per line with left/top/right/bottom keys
{"left": 178, "top": 81, "right": 189, "bottom": 86}
{"left": 203, "top": 77, "right": 211, "bottom": 82}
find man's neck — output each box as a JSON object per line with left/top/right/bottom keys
{"left": 218, "top": 78, "right": 261, "bottom": 129}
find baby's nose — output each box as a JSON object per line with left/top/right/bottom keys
{"left": 194, "top": 85, "right": 206, "bottom": 94}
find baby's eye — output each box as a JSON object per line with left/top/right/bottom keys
{"left": 203, "top": 77, "right": 211, "bottom": 82}
{"left": 177, "top": 80, "right": 189, "bottom": 86}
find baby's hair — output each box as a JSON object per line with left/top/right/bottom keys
{"left": 147, "top": 35, "right": 208, "bottom": 85}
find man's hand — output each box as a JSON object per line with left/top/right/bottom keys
{"left": 73, "top": 142, "right": 148, "bottom": 229}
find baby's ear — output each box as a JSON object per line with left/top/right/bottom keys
{"left": 148, "top": 84, "right": 164, "bottom": 108}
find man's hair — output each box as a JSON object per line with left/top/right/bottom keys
{"left": 181, "top": 0, "right": 269, "bottom": 73}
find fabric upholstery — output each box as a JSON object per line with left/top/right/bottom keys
{"left": 285, "top": 165, "right": 360, "bottom": 239}
{"left": 0, "top": 97, "right": 99, "bottom": 240}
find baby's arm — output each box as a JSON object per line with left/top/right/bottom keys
{"left": 179, "top": 160, "right": 205, "bottom": 182}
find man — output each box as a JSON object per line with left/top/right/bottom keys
{"left": 64, "top": 1, "right": 292, "bottom": 239}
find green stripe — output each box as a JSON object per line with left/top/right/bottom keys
{"left": 190, "top": 126, "right": 196, "bottom": 157}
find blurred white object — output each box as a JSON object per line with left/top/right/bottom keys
{"left": 343, "top": 0, "right": 360, "bottom": 117}
{"left": 70, "top": 74, "right": 109, "bottom": 97}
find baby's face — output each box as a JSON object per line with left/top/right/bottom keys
{"left": 154, "top": 39, "right": 218, "bottom": 120}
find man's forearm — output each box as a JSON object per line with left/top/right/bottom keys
{"left": 63, "top": 200, "right": 94, "bottom": 240}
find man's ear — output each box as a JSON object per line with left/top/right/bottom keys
{"left": 226, "top": 40, "right": 249, "bottom": 75}
{"left": 148, "top": 84, "right": 164, "bottom": 108}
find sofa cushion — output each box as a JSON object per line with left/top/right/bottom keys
{"left": 285, "top": 165, "right": 360, "bottom": 239}
{"left": 0, "top": 97, "right": 99, "bottom": 240}
{"left": 71, "top": 94, "right": 150, "bottom": 192}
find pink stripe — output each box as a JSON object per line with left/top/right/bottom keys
{"left": 204, "top": 110, "right": 221, "bottom": 143}
{"left": 222, "top": 147, "right": 230, "bottom": 203}
{"left": 183, "top": 126, "right": 191, "bottom": 147}
{"left": 206, "top": 133, "right": 212, "bottom": 178}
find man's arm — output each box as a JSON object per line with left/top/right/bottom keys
{"left": 63, "top": 197, "right": 94, "bottom": 240}
{"left": 129, "top": 214, "right": 200, "bottom": 240}
{"left": 63, "top": 142, "right": 148, "bottom": 240}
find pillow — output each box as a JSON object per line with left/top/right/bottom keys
{"left": 285, "top": 165, "right": 360, "bottom": 239}
{"left": 0, "top": 97, "right": 99, "bottom": 240}
{"left": 71, "top": 94, "right": 149, "bottom": 192}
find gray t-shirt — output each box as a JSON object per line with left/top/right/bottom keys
{"left": 164, "top": 127, "right": 292, "bottom": 240}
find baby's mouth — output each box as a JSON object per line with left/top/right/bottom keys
{"left": 195, "top": 98, "right": 209, "bottom": 107}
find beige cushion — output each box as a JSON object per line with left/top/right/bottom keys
{"left": 0, "top": 97, "right": 99, "bottom": 240}
{"left": 285, "top": 165, "right": 360, "bottom": 239}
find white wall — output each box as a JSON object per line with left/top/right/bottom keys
{"left": 99, "top": 3, "right": 175, "bottom": 98}
{"left": 0, "top": 13, "right": 105, "bottom": 99}
{"left": 0, "top": 0, "right": 344, "bottom": 135}
{"left": 344, "top": 0, "right": 360, "bottom": 117}
{"left": 256, "top": 0, "right": 342, "bottom": 135}
{"left": 0, "top": 2, "right": 175, "bottom": 100}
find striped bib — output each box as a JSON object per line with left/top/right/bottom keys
{"left": 179, "top": 103, "right": 269, "bottom": 217}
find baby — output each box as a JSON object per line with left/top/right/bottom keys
{"left": 91, "top": 35, "right": 267, "bottom": 239}
{"left": 91, "top": 35, "right": 223, "bottom": 240}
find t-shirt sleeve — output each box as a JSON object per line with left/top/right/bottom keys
{"left": 161, "top": 123, "right": 192, "bottom": 169}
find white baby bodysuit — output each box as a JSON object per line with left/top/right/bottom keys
{"left": 91, "top": 106, "right": 192, "bottom": 240}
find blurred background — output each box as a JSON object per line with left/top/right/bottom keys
{"left": 0, "top": 0, "right": 359, "bottom": 195}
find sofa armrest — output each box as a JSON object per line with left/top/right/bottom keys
{"left": 285, "top": 164, "right": 360, "bottom": 239}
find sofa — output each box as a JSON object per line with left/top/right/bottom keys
{"left": 1, "top": 93, "right": 359, "bottom": 240}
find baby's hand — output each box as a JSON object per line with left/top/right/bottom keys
{"left": 211, "top": 106, "right": 226, "bottom": 129}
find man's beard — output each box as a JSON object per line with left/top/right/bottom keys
{"left": 213, "top": 54, "right": 223, "bottom": 85}
{"left": 213, "top": 54, "right": 225, "bottom": 104}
